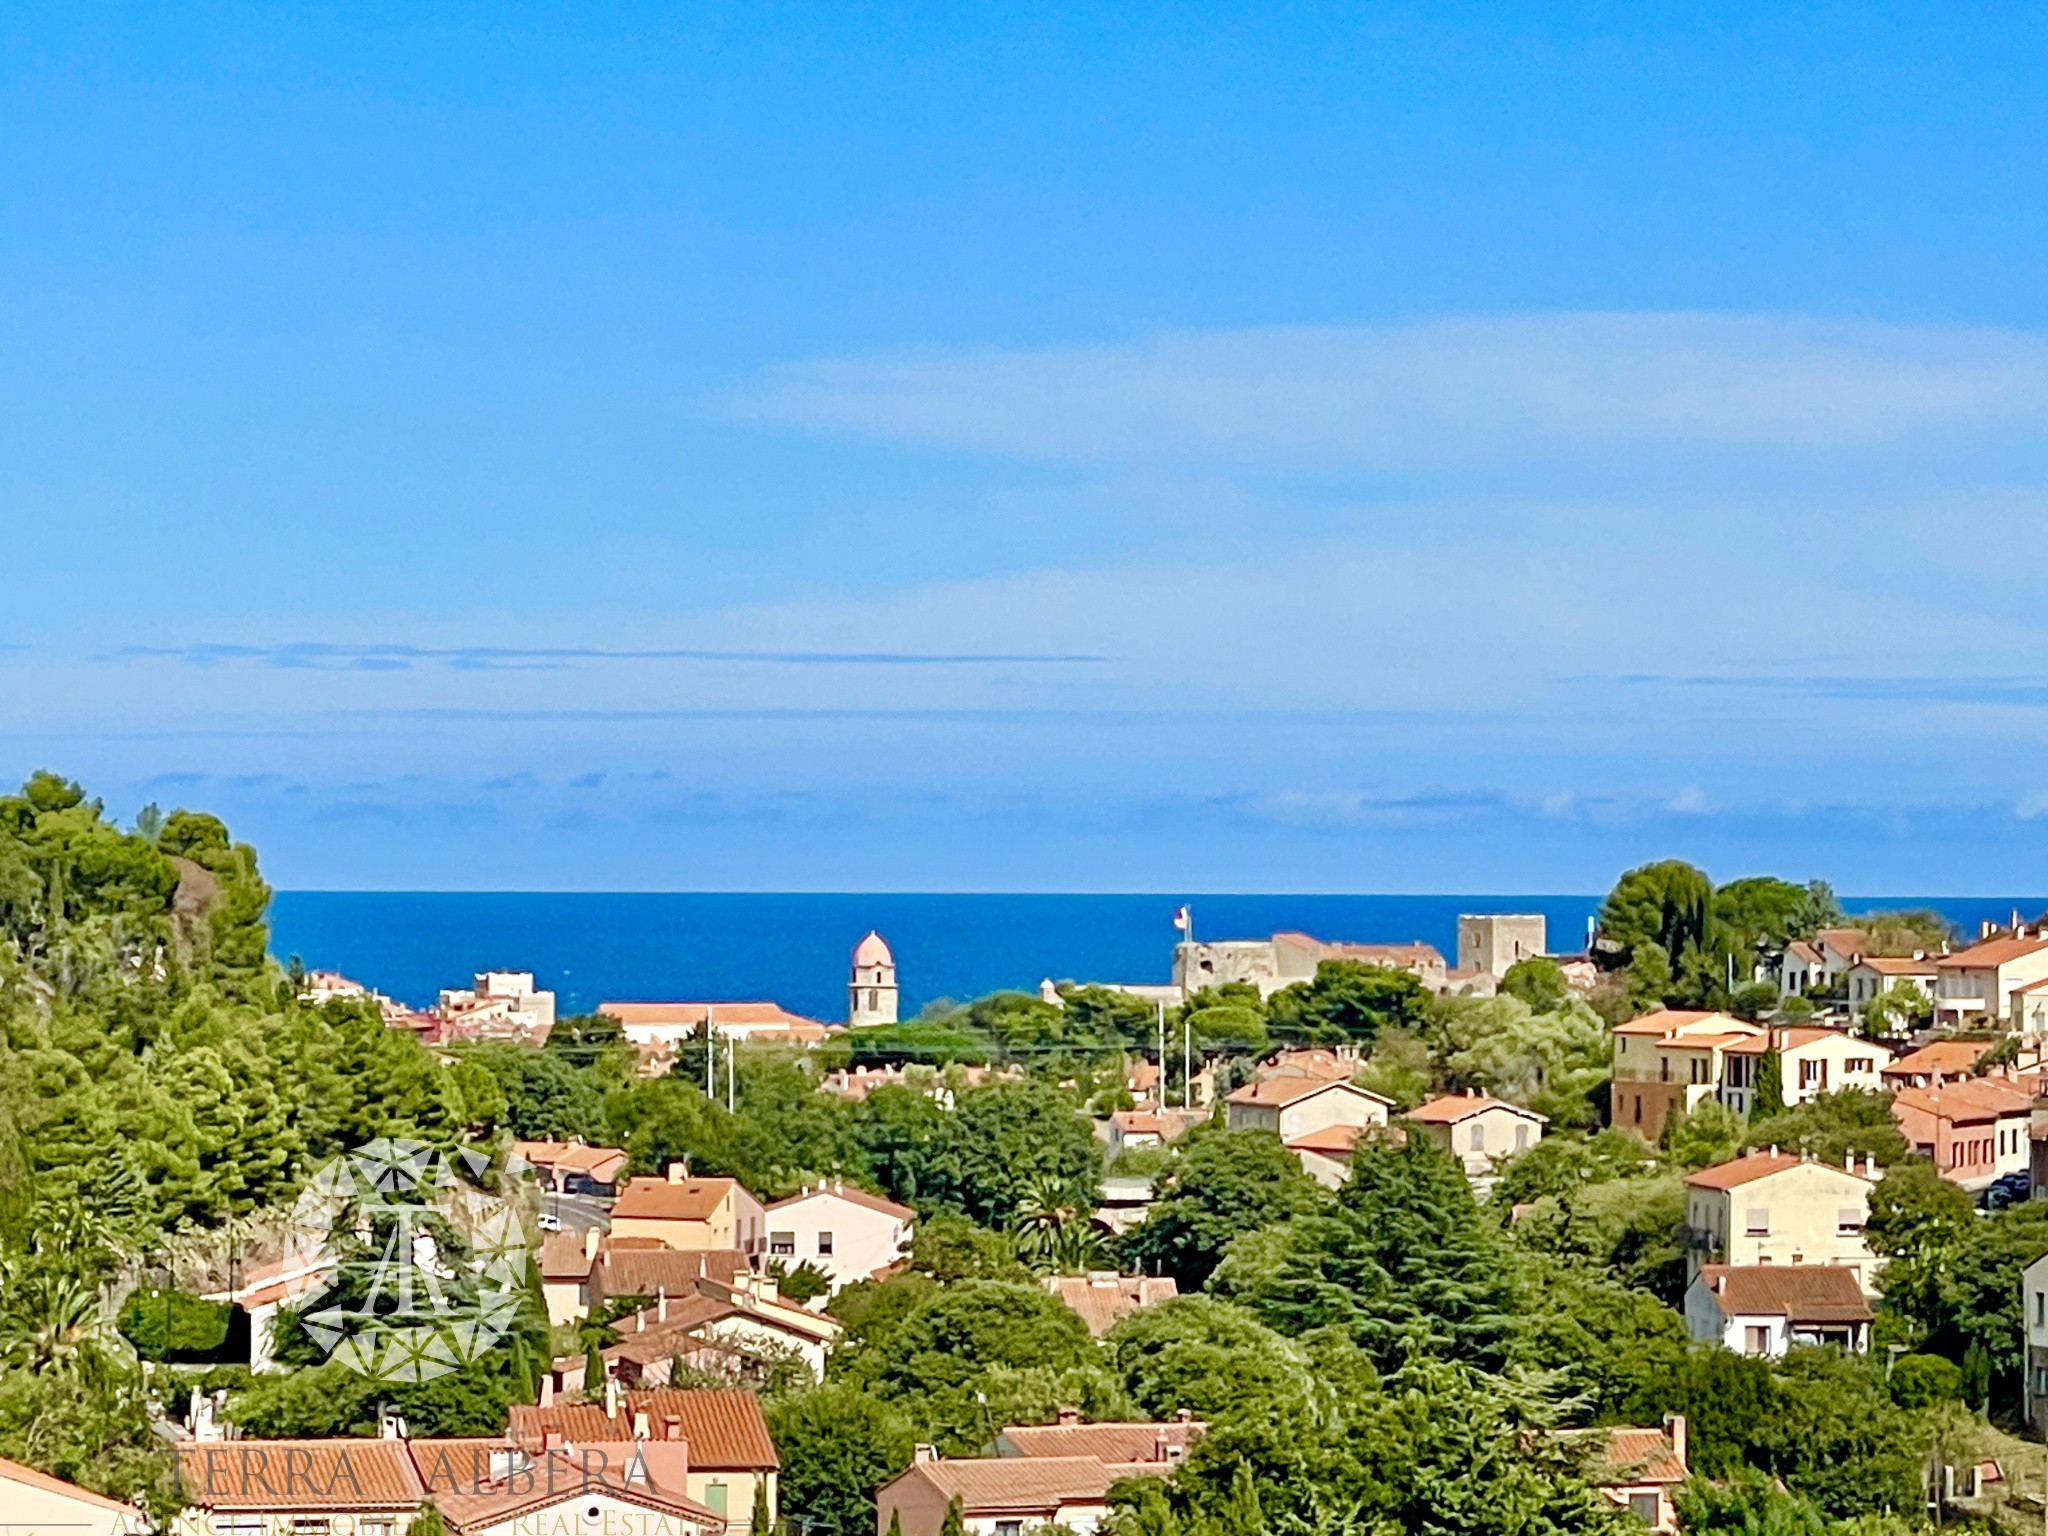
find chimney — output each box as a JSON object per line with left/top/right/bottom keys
{"left": 658, "top": 1288, "right": 669, "bottom": 1323}
{"left": 663, "top": 1415, "right": 683, "bottom": 1443}
{"left": 1844, "top": 1151, "right": 1854, "bottom": 1172}
{"left": 1665, "top": 1414, "right": 1687, "bottom": 1468}
{"left": 1769, "top": 1145, "right": 1779, "bottom": 1158}
{"left": 633, "top": 1409, "right": 650, "bottom": 1440}
{"left": 585, "top": 1228, "right": 601, "bottom": 1260}
{"left": 1175, "top": 1408, "right": 1194, "bottom": 1424}
{"left": 539, "top": 1373, "right": 555, "bottom": 1408}
{"left": 913, "top": 1444, "right": 939, "bottom": 1465}
{"left": 541, "top": 1427, "right": 560, "bottom": 1453}
{"left": 1056, "top": 1405, "right": 1081, "bottom": 1426}
{"left": 668, "top": 1162, "right": 687, "bottom": 1184}
{"left": 605, "top": 1375, "right": 621, "bottom": 1421}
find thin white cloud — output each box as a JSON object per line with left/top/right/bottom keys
{"left": 731, "top": 312, "right": 2048, "bottom": 468}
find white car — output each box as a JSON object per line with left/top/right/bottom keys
{"left": 537, "top": 1211, "right": 562, "bottom": 1232}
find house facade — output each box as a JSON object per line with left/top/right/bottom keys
{"left": 610, "top": 1168, "right": 768, "bottom": 1259}
{"left": 764, "top": 1182, "right": 915, "bottom": 1294}
{"left": 1224, "top": 1076, "right": 1391, "bottom": 1141}
{"left": 0, "top": 1455, "right": 148, "bottom": 1536}
{"left": 1682, "top": 1151, "right": 1879, "bottom": 1291}
{"left": 1890, "top": 1077, "right": 2034, "bottom": 1188}
{"left": 1934, "top": 929, "right": 2048, "bottom": 1026}
{"left": 1684, "top": 1265, "right": 1873, "bottom": 1357}
{"left": 1610, "top": 1011, "right": 1764, "bottom": 1142}
{"left": 1846, "top": 956, "right": 1940, "bottom": 1011}
{"left": 1717, "top": 1028, "right": 1892, "bottom": 1119}
{"left": 1402, "top": 1092, "right": 1545, "bottom": 1184}
{"left": 875, "top": 1447, "right": 1171, "bottom": 1536}
{"left": 1588, "top": 1422, "right": 1688, "bottom": 1535}
{"left": 2023, "top": 1250, "right": 2048, "bottom": 1429}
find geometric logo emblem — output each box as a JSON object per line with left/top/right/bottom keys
{"left": 282, "top": 1138, "right": 532, "bottom": 1383}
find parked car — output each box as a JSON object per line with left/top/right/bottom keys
{"left": 537, "top": 1210, "right": 562, "bottom": 1232}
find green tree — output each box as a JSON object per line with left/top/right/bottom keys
{"left": 1266, "top": 961, "right": 1429, "bottom": 1045}
{"left": 1751, "top": 1049, "right": 1787, "bottom": 1118}
{"left": 1598, "top": 861, "right": 1713, "bottom": 977}
{"left": 1122, "top": 1127, "right": 1323, "bottom": 1289}
{"left": 1745, "top": 1090, "right": 1904, "bottom": 1167}
{"left": 1501, "top": 955, "right": 1572, "bottom": 1013}
{"left": 937, "top": 1496, "right": 966, "bottom": 1536}
{"left": 768, "top": 1385, "right": 915, "bottom": 1536}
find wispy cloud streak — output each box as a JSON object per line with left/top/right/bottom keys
{"left": 733, "top": 313, "right": 2048, "bottom": 470}
{"left": 113, "top": 642, "right": 1108, "bottom": 671}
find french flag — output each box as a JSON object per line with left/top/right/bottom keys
{"left": 1172, "top": 905, "right": 1190, "bottom": 932}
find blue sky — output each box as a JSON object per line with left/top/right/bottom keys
{"left": 7, "top": 3, "right": 2048, "bottom": 893}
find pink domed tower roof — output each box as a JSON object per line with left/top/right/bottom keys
{"left": 853, "top": 930, "right": 894, "bottom": 968}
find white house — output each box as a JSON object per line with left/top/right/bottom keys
{"left": 1934, "top": 928, "right": 2048, "bottom": 1026}
{"left": 2023, "top": 1250, "right": 2048, "bottom": 1428}
{"left": 1717, "top": 1028, "right": 1892, "bottom": 1119}
{"left": 764, "top": 1181, "right": 915, "bottom": 1294}
{"left": 1684, "top": 1264, "right": 1873, "bottom": 1357}
{"left": 1845, "top": 956, "right": 1939, "bottom": 1010}
{"left": 0, "top": 1456, "right": 148, "bottom": 1536}
{"left": 1224, "top": 1076, "right": 1391, "bottom": 1141}
{"left": 1681, "top": 1149, "right": 1880, "bottom": 1291}
{"left": 1402, "top": 1091, "right": 1545, "bottom": 1185}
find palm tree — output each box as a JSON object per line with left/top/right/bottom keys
{"left": 1009, "top": 1177, "right": 1107, "bottom": 1273}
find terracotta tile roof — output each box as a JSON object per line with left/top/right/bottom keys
{"left": 1683, "top": 1150, "right": 1872, "bottom": 1191}
{"left": 540, "top": 1231, "right": 595, "bottom": 1282}
{"left": 512, "top": 1390, "right": 778, "bottom": 1470}
{"left": 0, "top": 1455, "right": 148, "bottom": 1520}
{"left": 1883, "top": 1040, "right": 1989, "bottom": 1077}
{"left": 613, "top": 1176, "right": 741, "bottom": 1222}
{"left": 1939, "top": 933, "right": 2048, "bottom": 968}
{"left": 1040, "top": 1275, "right": 1179, "bottom": 1337}
{"left": 1226, "top": 1076, "right": 1389, "bottom": 1108}
{"left": 888, "top": 1455, "right": 1168, "bottom": 1517}
{"left": 1111, "top": 1111, "right": 1167, "bottom": 1135}
{"left": 593, "top": 1246, "right": 749, "bottom": 1301}
{"left": 1892, "top": 1078, "right": 2033, "bottom": 1127}
{"left": 1695, "top": 1264, "right": 1873, "bottom": 1324}
{"left": 1285, "top": 1123, "right": 1365, "bottom": 1154}
{"left": 409, "top": 1440, "right": 722, "bottom": 1532}
{"left": 176, "top": 1441, "right": 425, "bottom": 1510}
{"left": 1262, "top": 1048, "right": 1359, "bottom": 1081}
{"left": 600, "top": 1295, "right": 742, "bottom": 1365}
{"left": 1611, "top": 1009, "right": 1746, "bottom": 1037}
{"left": 1594, "top": 1427, "right": 1688, "bottom": 1486}
{"left": 1854, "top": 956, "right": 1938, "bottom": 976}
{"left": 512, "top": 1140, "right": 630, "bottom": 1182}
{"left": 1815, "top": 927, "right": 1868, "bottom": 957}
{"left": 1783, "top": 940, "right": 1822, "bottom": 965}
{"left": 1405, "top": 1092, "right": 1546, "bottom": 1125}
{"left": 766, "top": 1183, "right": 915, "bottom": 1223}
{"left": 999, "top": 1421, "right": 1204, "bottom": 1464}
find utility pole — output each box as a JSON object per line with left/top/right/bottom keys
{"left": 1183, "top": 1011, "right": 1193, "bottom": 1111}
{"left": 1156, "top": 1001, "right": 1166, "bottom": 1108}
{"left": 728, "top": 1031, "right": 736, "bottom": 1112}
{"left": 704, "top": 1008, "right": 715, "bottom": 1096}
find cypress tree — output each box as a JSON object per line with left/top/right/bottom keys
{"left": 583, "top": 1339, "right": 605, "bottom": 1394}
{"left": 938, "top": 1496, "right": 966, "bottom": 1536}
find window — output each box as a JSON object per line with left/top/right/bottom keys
{"left": 1629, "top": 1492, "right": 1661, "bottom": 1525}
{"left": 1744, "top": 1326, "right": 1771, "bottom": 1356}
{"left": 1838, "top": 1208, "right": 1864, "bottom": 1235}
{"left": 1745, "top": 1208, "right": 1770, "bottom": 1236}
{"left": 291, "top": 1522, "right": 331, "bottom": 1536}
{"left": 818, "top": 1230, "right": 835, "bottom": 1255}
{"left": 2036, "top": 1365, "right": 2048, "bottom": 1395}
{"left": 770, "top": 1231, "right": 795, "bottom": 1256}
{"left": 705, "top": 1483, "right": 729, "bottom": 1514}
{"left": 1468, "top": 1124, "right": 1485, "bottom": 1151}
{"left": 2037, "top": 1291, "right": 2045, "bottom": 1328}
{"left": 996, "top": 1524, "right": 1024, "bottom": 1536}
{"left": 1847, "top": 1057, "right": 1871, "bottom": 1073}
{"left": 1514, "top": 1123, "right": 1530, "bottom": 1151}
{"left": 211, "top": 1522, "right": 265, "bottom": 1536}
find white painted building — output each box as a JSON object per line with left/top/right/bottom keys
{"left": 765, "top": 1181, "right": 915, "bottom": 1294}
{"left": 1684, "top": 1265, "right": 1873, "bottom": 1357}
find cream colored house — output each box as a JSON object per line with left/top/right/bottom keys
{"left": 611, "top": 1167, "right": 767, "bottom": 1259}
{"left": 1224, "top": 1076, "right": 1391, "bottom": 1141}
{"left": 1935, "top": 928, "right": 2048, "bottom": 1026}
{"left": 0, "top": 1456, "right": 148, "bottom": 1536}
{"left": 1611, "top": 1010, "right": 1765, "bottom": 1142}
{"left": 765, "top": 1181, "right": 914, "bottom": 1294}
{"left": 1846, "top": 956, "right": 1939, "bottom": 1010}
{"left": 876, "top": 1447, "right": 1171, "bottom": 1536}
{"left": 2023, "top": 1250, "right": 2048, "bottom": 1428}
{"left": 1718, "top": 1027, "right": 1892, "bottom": 1118}
{"left": 1402, "top": 1092, "right": 1545, "bottom": 1184}
{"left": 1682, "top": 1150, "right": 1880, "bottom": 1292}
{"left": 1685, "top": 1265, "right": 1872, "bottom": 1356}
{"left": 513, "top": 1387, "right": 778, "bottom": 1535}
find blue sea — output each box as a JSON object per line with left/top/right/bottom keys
{"left": 268, "top": 892, "right": 2048, "bottom": 1022}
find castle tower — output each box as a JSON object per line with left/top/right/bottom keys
{"left": 849, "top": 930, "right": 898, "bottom": 1027}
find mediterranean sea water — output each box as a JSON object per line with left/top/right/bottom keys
{"left": 268, "top": 892, "right": 2048, "bottom": 1023}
